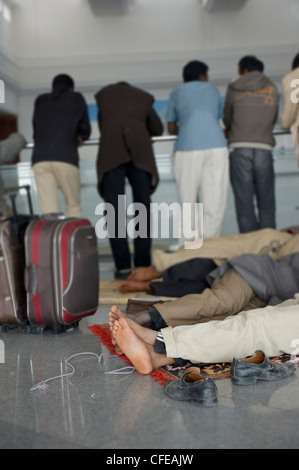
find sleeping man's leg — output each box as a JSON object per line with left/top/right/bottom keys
{"left": 110, "top": 297, "right": 299, "bottom": 374}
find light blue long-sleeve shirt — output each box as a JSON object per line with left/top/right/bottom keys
{"left": 166, "top": 81, "right": 226, "bottom": 151}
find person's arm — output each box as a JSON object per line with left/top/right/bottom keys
{"left": 77, "top": 94, "right": 92, "bottom": 141}
{"left": 0, "top": 133, "right": 27, "bottom": 164}
{"left": 146, "top": 106, "right": 164, "bottom": 137}
{"left": 166, "top": 92, "right": 179, "bottom": 135}
{"left": 223, "top": 88, "right": 233, "bottom": 132}
{"left": 280, "top": 75, "right": 299, "bottom": 129}
{"left": 272, "top": 87, "right": 280, "bottom": 127}
{"left": 167, "top": 122, "right": 179, "bottom": 135}
{"left": 32, "top": 98, "right": 38, "bottom": 142}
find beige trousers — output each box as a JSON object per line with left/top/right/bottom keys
{"left": 152, "top": 228, "right": 292, "bottom": 273}
{"left": 161, "top": 295, "right": 299, "bottom": 364}
{"left": 155, "top": 268, "right": 265, "bottom": 327}
{"left": 33, "top": 161, "right": 82, "bottom": 218}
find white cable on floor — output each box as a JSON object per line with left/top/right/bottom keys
{"left": 30, "top": 352, "right": 136, "bottom": 391}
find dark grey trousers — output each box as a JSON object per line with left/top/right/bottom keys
{"left": 229, "top": 148, "right": 276, "bottom": 233}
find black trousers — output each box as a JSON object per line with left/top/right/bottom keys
{"left": 101, "top": 162, "right": 152, "bottom": 271}
{"left": 149, "top": 257, "right": 217, "bottom": 297}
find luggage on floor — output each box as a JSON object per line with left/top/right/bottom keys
{"left": 25, "top": 218, "right": 99, "bottom": 333}
{"left": 0, "top": 185, "right": 37, "bottom": 331}
{"left": 0, "top": 219, "right": 28, "bottom": 330}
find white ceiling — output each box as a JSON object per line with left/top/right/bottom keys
{"left": 1, "top": 0, "right": 299, "bottom": 95}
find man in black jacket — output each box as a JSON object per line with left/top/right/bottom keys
{"left": 32, "top": 74, "right": 91, "bottom": 217}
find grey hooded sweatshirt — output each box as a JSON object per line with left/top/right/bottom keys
{"left": 224, "top": 71, "right": 279, "bottom": 148}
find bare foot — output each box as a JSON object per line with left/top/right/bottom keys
{"left": 117, "top": 280, "right": 152, "bottom": 293}
{"left": 112, "top": 317, "right": 175, "bottom": 374}
{"left": 112, "top": 317, "right": 154, "bottom": 375}
{"left": 108, "top": 305, "right": 156, "bottom": 345}
{"left": 114, "top": 344, "right": 124, "bottom": 356}
{"left": 108, "top": 305, "right": 126, "bottom": 347}
{"left": 108, "top": 305, "right": 127, "bottom": 327}
{"left": 128, "top": 266, "right": 162, "bottom": 282}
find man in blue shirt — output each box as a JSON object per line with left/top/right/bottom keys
{"left": 167, "top": 61, "right": 228, "bottom": 242}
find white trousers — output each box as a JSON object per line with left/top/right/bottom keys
{"left": 162, "top": 295, "right": 299, "bottom": 364}
{"left": 174, "top": 147, "right": 229, "bottom": 241}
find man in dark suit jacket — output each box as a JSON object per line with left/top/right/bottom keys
{"left": 32, "top": 74, "right": 91, "bottom": 218}
{"left": 95, "top": 82, "right": 163, "bottom": 278}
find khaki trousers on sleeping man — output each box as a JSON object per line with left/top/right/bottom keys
{"left": 33, "top": 161, "right": 82, "bottom": 218}
{"left": 155, "top": 268, "right": 266, "bottom": 328}
{"left": 161, "top": 294, "right": 299, "bottom": 364}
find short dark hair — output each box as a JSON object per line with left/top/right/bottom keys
{"left": 292, "top": 53, "right": 299, "bottom": 70}
{"left": 52, "top": 74, "right": 75, "bottom": 94}
{"left": 183, "top": 61, "right": 209, "bottom": 82}
{"left": 238, "top": 56, "right": 264, "bottom": 73}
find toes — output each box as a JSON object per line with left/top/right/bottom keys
{"left": 115, "top": 344, "right": 124, "bottom": 355}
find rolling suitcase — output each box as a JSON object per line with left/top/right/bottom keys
{"left": 25, "top": 218, "right": 99, "bottom": 333}
{"left": 0, "top": 220, "right": 28, "bottom": 331}
{"left": 0, "top": 185, "right": 37, "bottom": 332}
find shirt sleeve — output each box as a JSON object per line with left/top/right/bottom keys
{"left": 166, "top": 92, "right": 178, "bottom": 123}
{"left": 77, "top": 94, "right": 92, "bottom": 141}
{"left": 218, "top": 95, "right": 225, "bottom": 121}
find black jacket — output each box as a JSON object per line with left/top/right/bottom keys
{"left": 32, "top": 91, "right": 91, "bottom": 167}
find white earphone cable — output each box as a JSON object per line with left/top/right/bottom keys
{"left": 30, "top": 352, "right": 136, "bottom": 391}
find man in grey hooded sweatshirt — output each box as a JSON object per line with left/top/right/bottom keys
{"left": 224, "top": 56, "right": 279, "bottom": 233}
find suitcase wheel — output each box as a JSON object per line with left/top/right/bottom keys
{"left": 51, "top": 322, "right": 80, "bottom": 335}
{"left": 2, "top": 324, "right": 19, "bottom": 333}
{"left": 29, "top": 322, "right": 44, "bottom": 335}
{"left": 52, "top": 324, "right": 64, "bottom": 335}
{"left": 21, "top": 321, "right": 31, "bottom": 334}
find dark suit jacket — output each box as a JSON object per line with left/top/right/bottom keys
{"left": 32, "top": 91, "right": 91, "bottom": 168}
{"left": 95, "top": 82, "right": 163, "bottom": 196}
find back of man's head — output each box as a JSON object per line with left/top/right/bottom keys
{"left": 292, "top": 53, "right": 299, "bottom": 70}
{"left": 238, "top": 56, "right": 264, "bottom": 75}
{"left": 183, "top": 61, "right": 209, "bottom": 83}
{"left": 52, "top": 74, "right": 75, "bottom": 95}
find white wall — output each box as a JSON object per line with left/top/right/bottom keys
{"left": 11, "top": 0, "right": 299, "bottom": 61}
{"left": 0, "top": 0, "right": 20, "bottom": 114}
{"left": 10, "top": 0, "right": 299, "bottom": 90}
{"left": 1, "top": 0, "right": 299, "bottom": 155}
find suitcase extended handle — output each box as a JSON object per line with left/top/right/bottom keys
{"left": 5, "top": 185, "right": 34, "bottom": 216}
{"left": 4, "top": 185, "right": 35, "bottom": 244}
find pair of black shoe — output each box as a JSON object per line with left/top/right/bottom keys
{"left": 163, "top": 350, "right": 297, "bottom": 407}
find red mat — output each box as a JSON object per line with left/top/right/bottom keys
{"left": 89, "top": 324, "right": 238, "bottom": 385}
{"left": 89, "top": 323, "right": 299, "bottom": 386}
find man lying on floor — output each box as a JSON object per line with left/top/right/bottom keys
{"left": 108, "top": 295, "right": 299, "bottom": 375}
{"left": 117, "top": 250, "right": 299, "bottom": 330}
{"left": 117, "top": 228, "right": 298, "bottom": 297}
